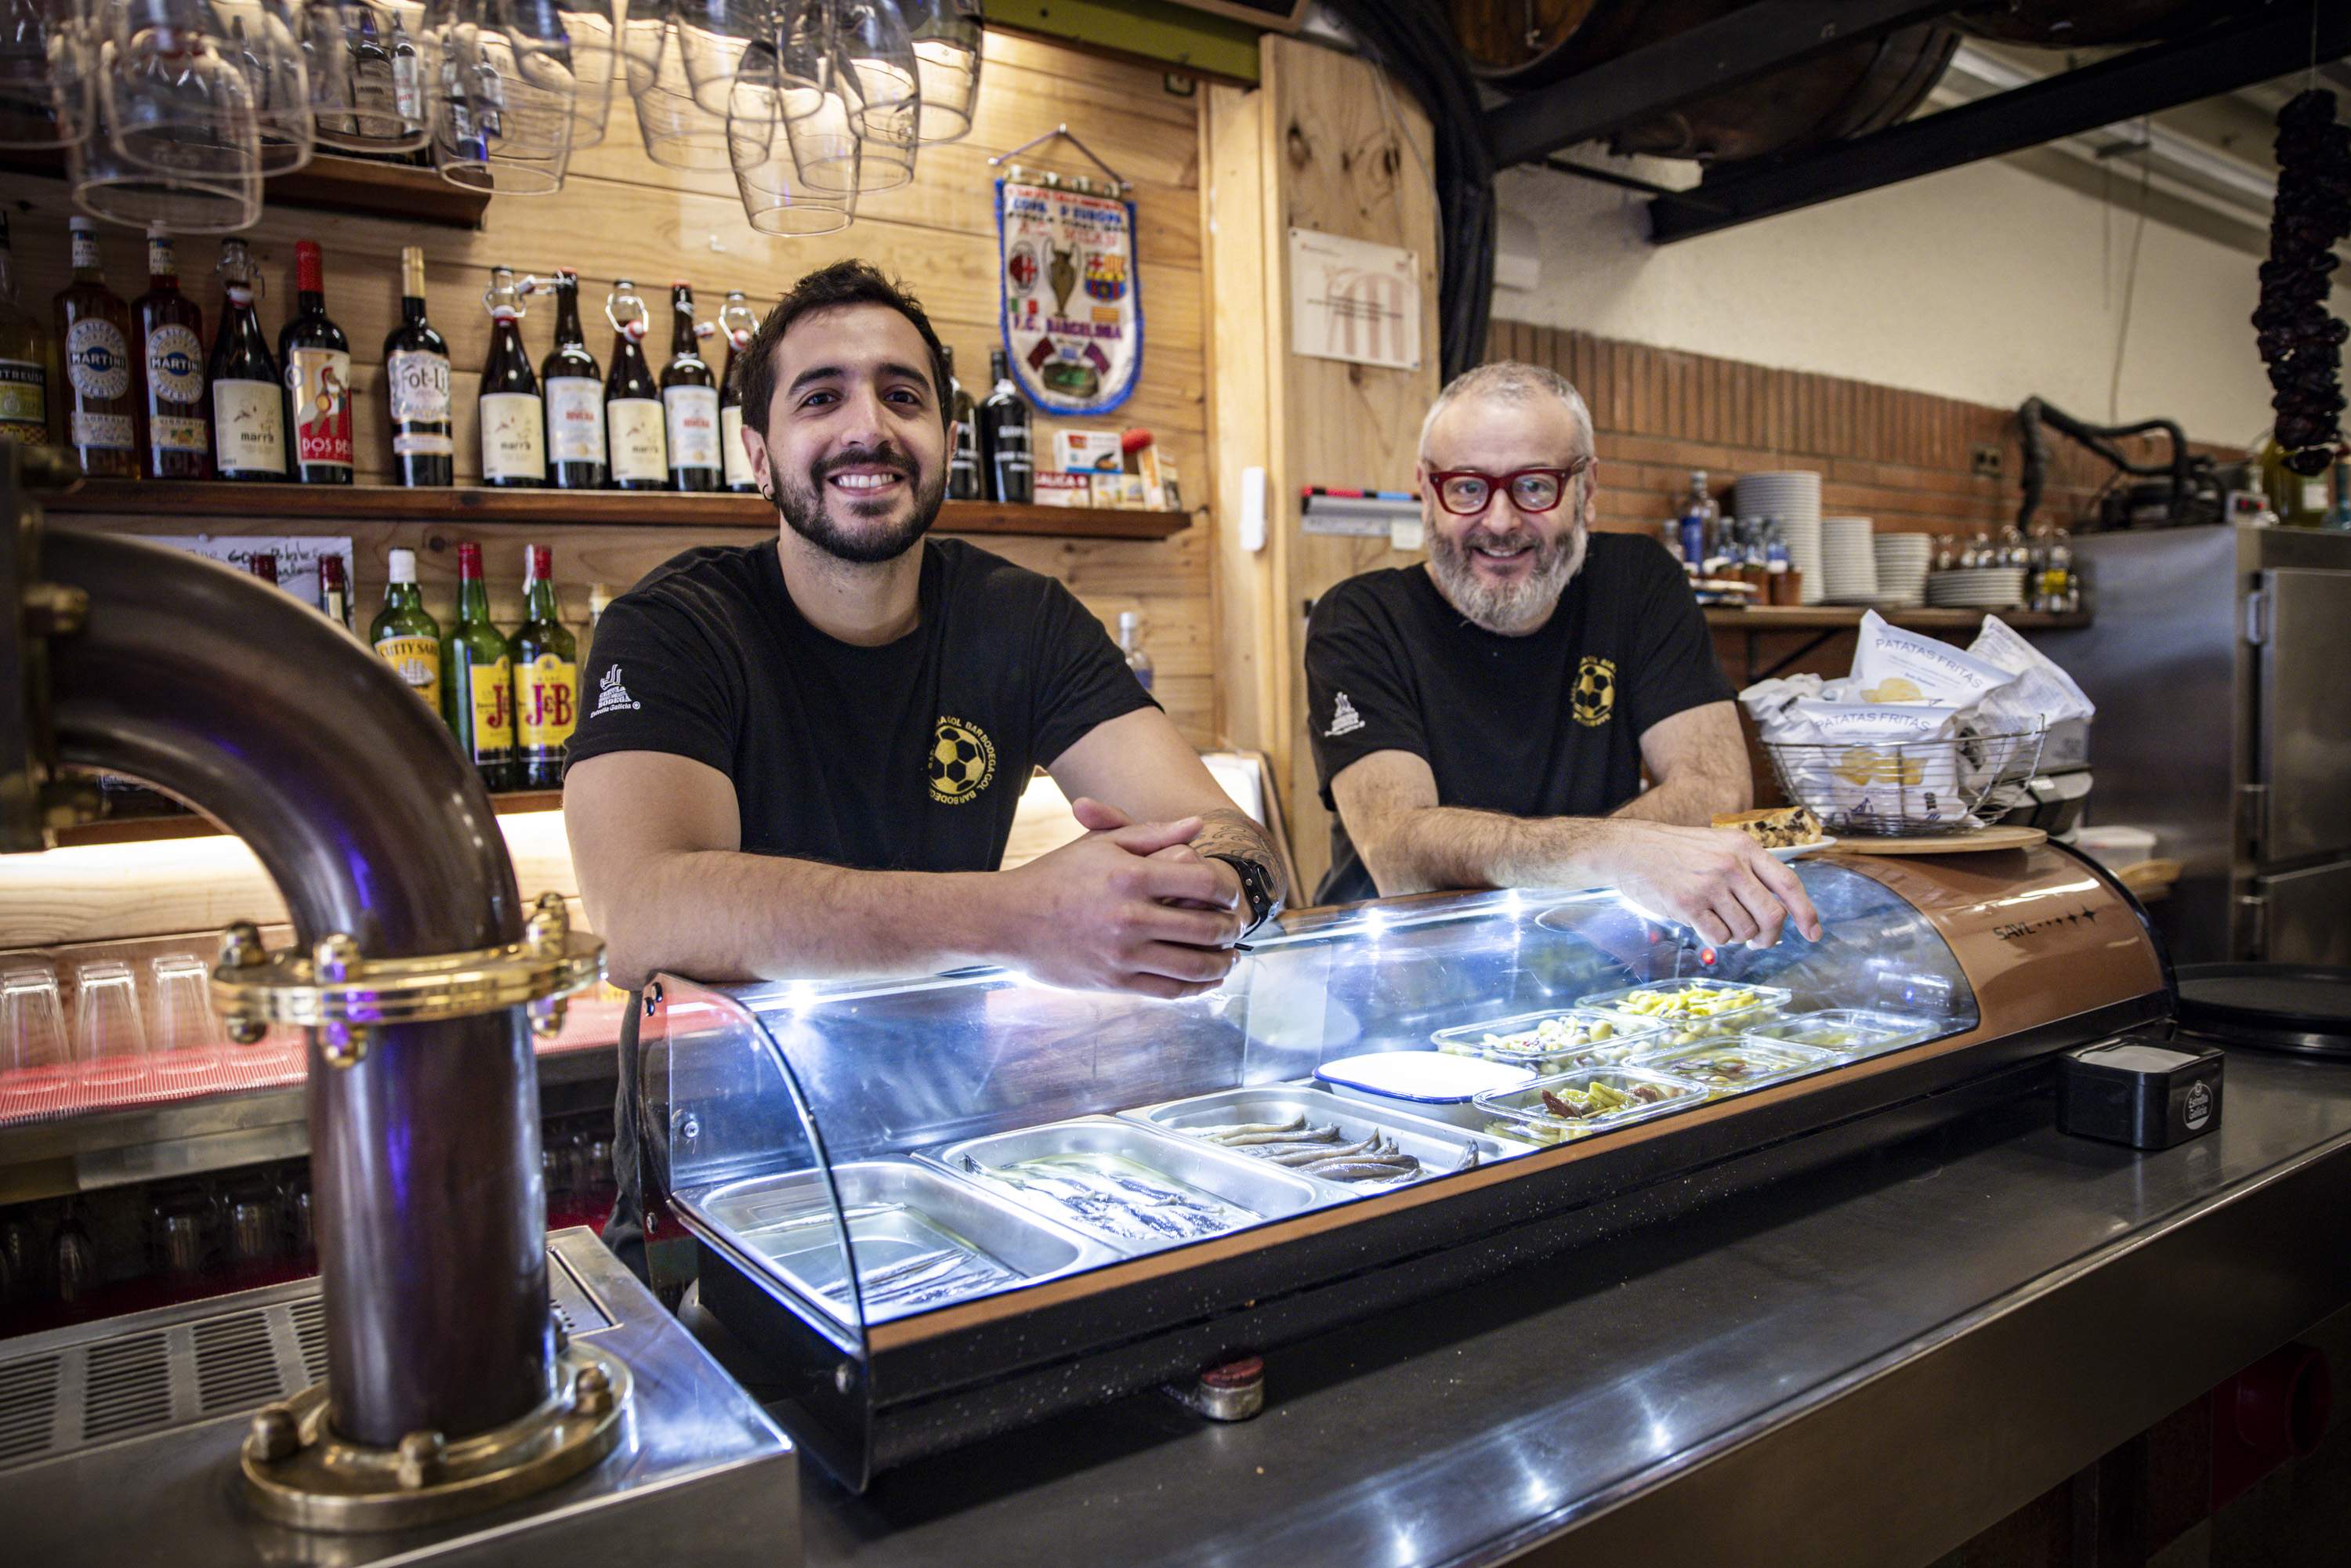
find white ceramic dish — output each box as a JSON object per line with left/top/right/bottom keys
{"left": 1314, "top": 1051, "right": 1536, "bottom": 1104}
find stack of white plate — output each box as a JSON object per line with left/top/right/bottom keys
{"left": 1871, "top": 532, "right": 1933, "bottom": 607}
{"left": 1925, "top": 567, "right": 2027, "bottom": 609}
{"left": 1734, "top": 471, "right": 1823, "bottom": 604}
{"left": 1820, "top": 516, "right": 1880, "bottom": 603}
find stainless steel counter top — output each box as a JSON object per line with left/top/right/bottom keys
{"left": 696, "top": 1045, "right": 2351, "bottom": 1568}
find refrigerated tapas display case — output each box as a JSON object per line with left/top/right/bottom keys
{"left": 642, "top": 847, "right": 2169, "bottom": 1487}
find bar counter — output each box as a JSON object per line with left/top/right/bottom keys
{"left": 685, "top": 1043, "right": 2351, "bottom": 1568}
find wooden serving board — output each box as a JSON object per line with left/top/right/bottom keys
{"left": 1834, "top": 825, "right": 2049, "bottom": 856}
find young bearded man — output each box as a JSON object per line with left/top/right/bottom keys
{"left": 564, "top": 261, "right": 1285, "bottom": 1267}
{"left": 1305, "top": 360, "right": 1821, "bottom": 951}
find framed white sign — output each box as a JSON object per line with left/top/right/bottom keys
{"left": 1289, "top": 228, "right": 1422, "bottom": 371}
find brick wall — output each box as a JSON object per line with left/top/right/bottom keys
{"left": 1484, "top": 319, "right": 2235, "bottom": 541}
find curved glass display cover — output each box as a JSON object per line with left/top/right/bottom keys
{"left": 649, "top": 864, "right": 1978, "bottom": 1336}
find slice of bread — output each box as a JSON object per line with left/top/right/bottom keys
{"left": 1712, "top": 804, "right": 1824, "bottom": 849}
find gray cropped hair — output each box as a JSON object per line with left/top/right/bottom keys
{"left": 1418, "top": 360, "right": 1596, "bottom": 462}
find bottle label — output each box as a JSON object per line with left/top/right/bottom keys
{"left": 286, "top": 346, "right": 353, "bottom": 469}
{"left": 518, "top": 653, "right": 578, "bottom": 751}
{"left": 547, "top": 377, "right": 607, "bottom": 464}
{"left": 147, "top": 235, "right": 175, "bottom": 278}
{"left": 0, "top": 358, "right": 46, "bottom": 442}
{"left": 144, "top": 322, "right": 203, "bottom": 403}
{"left": 65, "top": 318, "right": 130, "bottom": 401}
{"left": 387, "top": 348, "right": 452, "bottom": 455}
{"left": 150, "top": 415, "right": 207, "bottom": 454}
{"left": 2303, "top": 480, "right": 2327, "bottom": 513}
{"left": 480, "top": 390, "right": 545, "bottom": 480}
{"left": 212, "top": 378, "right": 286, "bottom": 474}
{"left": 468, "top": 656, "right": 514, "bottom": 756}
{"left": 71, "top": 227, "right": 100, "bottom": 270}
{"left": 70, "top": 410, "right": 132, "bottom": 451}
{"left": 721, "top": 404, "right": 754, "bottom": 487}
{"left": 393, "top": 50, "right": 422, "bottom": 119}
{"left": 374, "top": 633, "right": 441, "bottom": 698}
{"left": 608, "top": 397, "right": 666, "bottom": 481}
{"left": 664, "top": 384, "right": 720, "bottom": 471}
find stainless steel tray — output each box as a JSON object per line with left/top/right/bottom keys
{"left": 1120, "top": 1085, "right": 1535, "bottom": 1191}
{"left": 926, "top": 1117, "right": 1328, "bottom": 1255}
{"left": 680, "top": 1157, "right": 1122, "bottom": 1326}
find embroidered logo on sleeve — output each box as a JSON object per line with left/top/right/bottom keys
{"left": 1325, "top": 692, "right": 1365, "bottom": 738}
{"left": 590, "top": 664, "right": 641, "bottom": 718}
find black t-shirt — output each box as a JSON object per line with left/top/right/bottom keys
{"left": 565, "top": 537, "right": 1154, "bottom": 871}
{"left": 1305, "top": 532, "right": 1733, "bottom": 904}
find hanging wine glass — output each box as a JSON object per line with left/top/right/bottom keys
{"left": 431, "top": 0, "right": 576, "bottom": 192}
{"left": 1, "top": 0, "right": 95, "bottom": 147}
{"left": 212, "top": 0, "right": 316, "bottom": 173}
{"left": 556, "top": 0, "right": 620, "bottom": 149}
{"left": 727, "top": 32, "right": 849, "bottom": 235}
{"left": 97, "top": 1, "right": 269, "bottom": 191}
{"left": 308, "top": 0, "right": 431, "bottom": 152}
{"left": 830, "top": 0, "right": 914, "bottom": 190}
{"left": 625, "top": 0, "right": 727, "bottom": 168}
{"left": 72, "top": 33, "right": 261, "bottom": 230}
{"left": 902, "top": 0, "right": 972, "bottom": 144}
{"left": 673, "top": 0, "right": 763, "bottom": 115}
{"left": 777, "top": 0, "right": 853, "bottom": 195}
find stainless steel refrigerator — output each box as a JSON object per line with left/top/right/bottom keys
{"left": 2041, "top": 523, "right": 2351, "bottom": 966}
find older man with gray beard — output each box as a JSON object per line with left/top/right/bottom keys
{"left": 1304, "top": 361, "right": 1820, "bottom": 949}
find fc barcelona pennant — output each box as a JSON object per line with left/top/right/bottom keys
{"left": 994, "top": 176, "right": 1143, "bottom": 416}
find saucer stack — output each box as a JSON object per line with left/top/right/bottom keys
{"left": 1871, "top": 531, "right": 1933, "bottom": 607}
{"left": 1734, "top": 471, "right": 1823, "bottom": 604}
{"left": 1925, "top": 567, "right": 2028, "bottom": 609}
{"left": 1820, "top": 516, "right": 1879, "bottom": 603}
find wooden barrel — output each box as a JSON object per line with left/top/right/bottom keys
{"left": 1955, "top": 0, "right": 2243, "bottom": 47}
{"left": 1451, "top": 0, "right": 1959, "bottom": 162}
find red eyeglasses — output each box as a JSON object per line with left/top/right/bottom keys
{"left": 1425, "top": 458, "right": 1594, "bottom": 516}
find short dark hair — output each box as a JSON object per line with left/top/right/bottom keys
{"left": 732, "top": 259, "right": 954, "bottom": 438}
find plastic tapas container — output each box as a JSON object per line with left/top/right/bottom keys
{"left": 1628, "top": 1037, "right": 1840, "bottom": 1089}
{"left": 1741, "top": 1009, "right": 1936, "bottom": 1059}
{"left": 1472, "top": 1067, "right": 1707, "bottom": 1146}
{"left": 1577, "top": 977, "right": 1793, "bottom": 1048}
{"left": 1429, "top": 1007, "right": 1670, "bottom": 1074}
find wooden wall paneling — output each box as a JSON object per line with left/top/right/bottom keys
{"left": 1202, "top": 79, "right": 1284, "bottom": 771}
{"left": 1262, "top": 34, "right": 1440, "bottom": 898}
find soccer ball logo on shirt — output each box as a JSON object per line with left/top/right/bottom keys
{"left": 929, "top": 715, "right": 998, "bottom": 805}
{"left": 1572, "top": 657, "right": 1617, "bottom": 729}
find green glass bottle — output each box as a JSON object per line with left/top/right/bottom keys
{"left": 440, "top": 540, "right": 515, "bottom": 790}
{"left": 509, "top": 545, "right": 578, "bottom": 789}
{"left": 369, "top": 547, "right": 443, "bottom": 706}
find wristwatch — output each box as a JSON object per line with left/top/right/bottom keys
{"left": 1207, "top": 853, "right": 1282, "bottom": 940}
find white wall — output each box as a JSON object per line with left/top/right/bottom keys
{"left": 1494, "top": 154, "right": 2347, "bottom": 448}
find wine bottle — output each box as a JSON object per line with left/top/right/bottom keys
{"left": 53, "top": 217, "right": 137, "bottom": 479}
{"left": 247, "top": 551, "right": 279, "bottom": 586}
{"left": 350, "top": 7, "right": 397, "bottom": 140}
{"left": 318, "top": 552, "right": 353, "bottom": 630}
{"left": 370, "top": 546, "right": 443, "bottom": 706}
{"left": 277, "top": 240, "right": 352, "bottom": 485}
{"left": 603, "top": 279, "right": 665, "bottom": 491}
{"left": 441, "top": 540, "right": 515, "bottom": 788}
{"left": 661, "top": 281, "right": 720, "bottom": 492}
{"left": 978, "top": 348, "right": 1031, "bottom": 504}
{"left": 509, "top": 545, "right": 578, "bottom": 789}
{"left": 383, "top": 245, "right": 453, "bottom": 486}
{"left": 716, "top": 288, "right": 759, "bottom": 494}
{"left": 208, "top": 237, "right": 285, "bottom": 480}
{"left": 207, "top": 239, "right": 284, "bottom": 480}
{"left": 133, "top": 227, "right": 208, "bottom": 480}
{"left": 478, "top": 266, "right": 545, "bottom": 487}
{"left": 542, "top": 269, "right": 606, "bottom": 489}
{"left": 0, "top": 212, "right": 51, "bottom": 449}
{"left": 945, "top": 344, "right": 980, "bottom": 501}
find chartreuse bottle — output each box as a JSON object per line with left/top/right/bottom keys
{"left": 441, "top": 541, "right": 516, "bottom": 790}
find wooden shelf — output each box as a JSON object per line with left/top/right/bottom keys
{"left": 0, "top": 150, "right": 490, "bottom": 230}
{"left": 52, "top": 789, "right": 561, "bottom": 849}
{"left": 46, "top": 480, "right": 1197, "bottom": 541}
{"left": 1704, "top": 607, "right": 2091, "bottom": 632}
